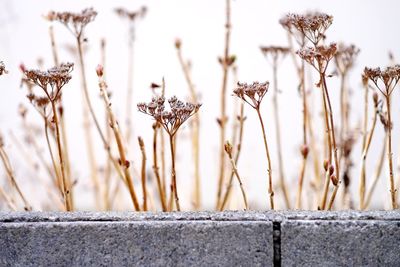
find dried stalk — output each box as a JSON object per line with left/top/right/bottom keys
{"left": 0, "top": 142, "right": 31, "bottom": 211}
{"left": 0, "top": 185, "right": 17, "bottom": 211}
{"left": 152, "top": 123, "right": 167, "bottom": 211}
{"left": 138, "top": 137, "right": 147, "bottom": 211}
{"left": 216, "top": 0, "right": 232, "bottom": 209}
{"left": 175, "top": 39, "right": 201, "bottom": 210}
{"left": 97, "top": 67, "right": 140, "bottom": 211}
{"left": 222, "top": 141, "right": 248, "bottom": 210}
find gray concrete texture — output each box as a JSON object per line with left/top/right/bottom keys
{"left": 0, "top": 211, "right": 399, "bottom": 266}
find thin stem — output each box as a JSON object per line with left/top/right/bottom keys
{"left": 272, "top": 61, "right": 290, "bottom": 209}
{"left": 176, "top": 43, "right": 201, "bottom": 210}
{"left": 98, "top": 77, "right": 140, "bottom": 211}
{"left": 220, "top": 102, "right": 245, "bottom": 209}
{"left": 256, "top": 108, "right": 274, "bottom": 210}
{"left": 216, "top": 0, "right": 232, "bottom": 209}
{"left": 364, "top": 134, "right": 387, "bottom": 209}
{"left": 320, "top": 168, "right": 331, "bottom": 210}
{"left": 359, "top": 104, "right": 378, "bottom": 209}
{"left": 0, "top": 184, "right": 17, "bottom": 211}
{"left": 385, "top": 95, "right": 397, "bottom": 209}
{"left": 138, "top": 137, "right": 147, "bottom": 211}
{"left": 152, "top": 124, "right": 167, "bottom": 211}
{"left": 0, "top": 147, "right": 31, "bottom": 211}
{"left": 224, "top": 143, "right": 248, "bottom": 210}
{"left": 169, "top": 134, "right": 180, "bottom": 211}
{"left": 51, "top": 101, "right": 71, "bottom": 211}
{"left": 125, "top": 24, "right": 135, "bottom": 144}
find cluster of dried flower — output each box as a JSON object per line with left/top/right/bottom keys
{"left": 364, "top": 65, "right": 400, "bottom": 95}
{"left": 334, "top": 44, "right": 360, "bottom": 74}
{"left": 24, "top": 63, "right": 74, "bottom": 102}
{"left": 0, "top": 61, "right": 7, "bottom": 76}
{"left": 46, "top": 8, "right": 97, "bottom": 37}
{"left": 114, "top": 6, "right": 147, "bottom": 21}
{"left": 297, "top": 43, "right": 337, "bottom": 72}
{"left": 233, "top": 82, "right": 269, "bottom": 109}
{"left": 281, "top": 12, "right": 333, "bottom": 45}
{"left": 260, "top": 46, "right": 290, "bottom": 61}
{"left": 138, "top": 96, "right": 201, "bottom": 136}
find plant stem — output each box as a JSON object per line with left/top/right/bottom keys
{"left": 0, "top": 146, "right": 31, "bottom": 211}
{"left": 216, "top": 0, "right": 231, "bottom": 209}
{"left": 256, "top": 108, "right": 274, "bottom": 210}
{"left": 320, "top": 169, "right": 331, "bottom": 210}
{"left": 385, "top": 95, "right": 397, "bottom": 209}
{"left": 363, "top": 134, "right": 387, "bottom": 209}
{"left": 272, "top": 60, "right": 290, "bottom": 209}
{"left": 138, "top": 137, "right": 147, "bottom": 211}
{"left": 176, "top": 44, "right": 201, "bottom": 210}
{"left": 51, "top": 101, "right": 71, "bottom": 211}
{"left": 359, "top": 104, "right": 378, "bottom": 209}
{"left": 169, "top": 134, "right": 180, "bottom": 211}
{"left": 98, "top": 78, "right": 140, "bottom": 211}
{"left": 152, "top": 124, "right": 167, "bottom": 211}
{"left": 0, "top": 184, "right": 17, "bottom": 211}
{"left": 125, "top": 24, "right": 135, "bottom": 144}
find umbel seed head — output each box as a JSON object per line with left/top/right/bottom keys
{"left": 233, "top": 81, "right": 269, "bottom": 109}
{"left": 0, "top": 61, "right": 8, "bottom": 76}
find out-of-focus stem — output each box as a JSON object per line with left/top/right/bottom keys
{"left": 152, "top": 123, "right": 167, "bottom": 211}
{"left": 385, "top": 95, "right": 397, "bottom": 209}
{"left": 216, "top": 0, "right": 232, "bottom": 209}
{"left": 272, "top": 60, "right": 290, "bottom": 209}
{"left": 169, "top": 134, "right": 180, "bottom": 211}
{"left": 125, "top": 24, "right": 135, "bottom": 144}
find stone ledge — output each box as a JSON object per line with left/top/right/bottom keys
{"left": 0, "top": 211, "right": 399, "bottom": 266}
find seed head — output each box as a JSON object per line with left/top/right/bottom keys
{"left": 138, "top": 95, "right": 201, "bottom": 136}
{"left": 297, "top": 43, "right": 337, "bottom": 72}
{"left": 280, "top": 12, "right": 333, "bottom": 45}
{"left": 364, "top": 65, "right": 400, "bottom": 96}
{"left": 0, "top": 61, "right": 7, "bottom": 76}
{"left": 46, "top": 8, "right": 97, "bottom": 38}
{"left": 334, "top": 43, "right": 360, "bottom": 75}
{"left": 24, "top": 62, "right": 74, "bottom": 102}
{"left": 260, "top": 46, "right": 290, "bottom": 64}
{"left": 233, "top": 81, "right": 269, "bottom": 109}
{"left": 115, "top": 6, "right": 147, "bottom": 21}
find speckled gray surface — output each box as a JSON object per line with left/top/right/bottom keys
{"left": 0, "top": 211, "right": 399, "bottom": 266}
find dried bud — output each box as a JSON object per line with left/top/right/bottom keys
{"left": 174, "top": 38, "right": 182, "bottom": 49}
{"left": 323, "top": 159, "right": 329, "bottom": 171}
{"left": 150, "top": 83, "right": 161, "bottom": 89}
{"left": 300, "top": 144, "right": 309, "bottom": 158}
{"left": 226, "top": 55, "right": 236, "bottom": 66}
{"left": 19, "top": 63, "right": 26, "bottom": 73}
{"left": 96, "top": 64, "right": 104, "bottom": 77}
{"left": 330, "top": 174, "right": 338, "bottom": 186}
{"left": 224, "top": 141, "right": 233, "bottom": 156}
{"left": 372, "top": 92, "right": 379, "bottom": 107}
{"left": 329, "top": 164, "right": 335, "bottom": 176}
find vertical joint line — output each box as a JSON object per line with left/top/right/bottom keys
{"left": 273, "top": 221, "right": 281, "bottom": 267}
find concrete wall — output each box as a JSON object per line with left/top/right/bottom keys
{"left": 0, "top": 211, "right": 399, "bottom": 266}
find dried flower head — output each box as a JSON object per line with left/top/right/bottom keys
{"left": 233, "top": 81, "right": 269, "bottom": 109}
{"left": 297, "top": 43, "right": 337, "bottom": 72}
{"left": 46, "top": 8, "right": 97, "bottom": 38}
{"left": 260, "top": 46, "right": 290, "bottom": 64}
{"left": 138, "top": 96, "right": 201, "bottom": 136}
{"left": 364, "top": 65, "right": 400, "bottom": 96}
{"left": 334, "top": 43, "right": 360, "bottom": 75}
{"left": 281, "top": 12, "right": 333, "bottom": 45}
{"left": 0, "top": 61, "right": 7, "bottom": 76}
{"left": 24, "top": 62, "right": 74, "bottom": 102}
{"left": 115, "top": 6, "right": 147, "bottom": 21}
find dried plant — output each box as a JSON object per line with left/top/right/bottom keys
{"left": 260, "top": 46, "right": 291, "bottom": 209}
{"left": 0, "top": 134, "right": 31, "bottom": 211}
{"left": 138, "top": 96, "right": 201, "bottom": 211}
{"left": 138, "top": 136, "right": 148, "bottom": 211}
{"left": 175, "top": 38, "right": 202, "bottom": 210}
{"left": 233, "top": 81, "right": 274, "bottom": 209}
{"left": 114, "top": 6, "right": 147, "bottom": 144}
{"left": 96, "top": 65, "right": 140, "bottom": 211}
{"left": 216, "top": 0, "right": 234, "bottom": 210}
{"left": 364, "top": 65, "right": 400, "bottom": 209}
{"left": 0, "top": 61, "right": 8, "bottom": 76}
{"left": 24, "top": 63, "right": 74, "bottom": 211}
{"left": 221, "top": 141, "right": 248, "bottom": 210}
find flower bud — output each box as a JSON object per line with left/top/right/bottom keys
{"left": 96, "top": 64, "right": 104, "bottom": 77}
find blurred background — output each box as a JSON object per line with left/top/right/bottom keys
{"left": 0, "top": 0, "right": 399, "bottom": 210}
